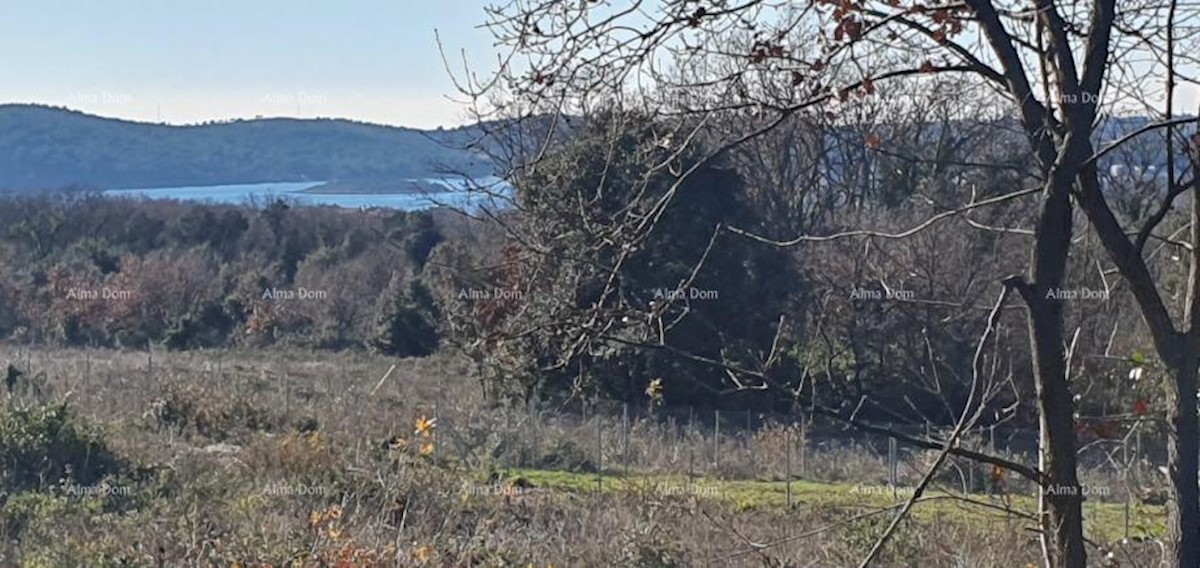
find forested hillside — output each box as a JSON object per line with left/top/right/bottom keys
{"left": 0, "top": 105, "right": 494, "bottom": 191}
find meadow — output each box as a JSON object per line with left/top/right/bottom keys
{"left": 0, "top": 346, "right": 1166, "bottom": 567}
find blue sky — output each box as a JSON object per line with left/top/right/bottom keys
{"left": 0, "top": 0, "right": 498, "bottom": 128}
{"left": 4, "top": 2, "right": 1195, "bottom": 129}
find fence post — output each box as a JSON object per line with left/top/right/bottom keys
{"left": 146, "top": 340, "right": 154, "bottom": 387}
{"left": 596, "top": 416, "right": 603, "bottom": 492}
{"left": 504, "top": 401, "right": 512, "bottom": 469}
{"left": 786, "top": 426, "right": 793, "bottom": 508}
{"left": 347, "top": 360, "right": 361, "bottom": 447}
{"left": 967, "top": 459, "right": 974, "bottom": 497}
{"left": 529, "top": 398, "right": 539, "bottom": 468}
{"left": 888, "top": 437, "right": 898, "bottom": 498}
{"left": 714, "top": 409, "right": 721, "bottom": 474}
{"left": 688, "top": 444, "right": 695, "bottom": 491}
{"left": 1123, "top": 433, "right": 1131, "bottom": 540}
{"left": 623, "top": 402, "right": 630, "bottom": 476}
{"left": 434, "top": 391, "right": 441, "bottom": 461}
{"left": 800, "top": 418, "right": 808, "bottom": 478}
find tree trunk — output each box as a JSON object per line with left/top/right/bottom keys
{"left": 1166, "top": 350, "right": 1200, "bottom": 567}
{"left": 1028, "top": 302, "right": 1087, "bottom": 568}
{"left": 1018, "top": 178, "right": 1087, "bottom": 568}
{"left": 1174, "top": 148, "right": 1200, "bottom": 566}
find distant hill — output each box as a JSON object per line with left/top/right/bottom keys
{"left": 0, "top": 104, "right": 495, "bottom": 192}
{"left": 0, "top": 105, "right": 1180, "bottom": 196}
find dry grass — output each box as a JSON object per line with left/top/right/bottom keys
{"left": 0, "top": 346, "right": 1165, "bottom": 567}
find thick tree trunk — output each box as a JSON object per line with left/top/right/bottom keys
{"left": 1174, "top": 151, "right": 1200, "bottom": 566}
{"left": 1166, "top": 351, "right": 1200, "bottom": 566}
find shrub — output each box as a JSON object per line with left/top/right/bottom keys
{"left": 147, "top": 383, "right": 277, "bottom": 441}
{"left": 0, "top": 491, "right": 73, "bottom": 539}
{"left": 0, "top": 402, "right": 122, "bottom": 492}
{"left": 373, "top": 280, "right": 440, "bottom": 357}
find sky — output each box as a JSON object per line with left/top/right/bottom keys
{"left": 0, "top": 0, "right": 500, "bottom": 129}
{"left": 4, "top": 2, "right": 1196, "bottom": 130}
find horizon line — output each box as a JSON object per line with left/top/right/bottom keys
{"left": 0, "top": 101, "right": 482, "bottom": 131}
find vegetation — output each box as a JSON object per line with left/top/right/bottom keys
{"left": 450, "top": 0, "right": 1200, "bottom": 564}
{"left": 0, "top": 108, "right": 1181, "bottom": 565}
{"left": 0, "top": 104, "right": 493, "bottom": 191}
{"left": 0, "top": 402, "right": 122, "bottom": 493}
{"left": 0, "top": 347, "right": 1165, "bottom": 566}
{"left": 0, "top": 193, "right": 463, "bottom": 354}
{"left": 3, "top": 0, "right": 1197, "bottom": 561}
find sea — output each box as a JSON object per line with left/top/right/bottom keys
{"left": 102, "top": 177, "right": 510, "bottom": 211}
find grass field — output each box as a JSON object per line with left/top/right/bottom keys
{"left": 0, "top": 346, "right": 1167, "bottom": 566}
{"left": 506, "top": 468, "right": 1164, "bottom": 543}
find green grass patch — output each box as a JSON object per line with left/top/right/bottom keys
{"left": 506, "top": 468, "right": 1165, "bottom": 543}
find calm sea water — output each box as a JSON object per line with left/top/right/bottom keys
{"left": 103, "top": 178, "right": 510, "bottom": 211}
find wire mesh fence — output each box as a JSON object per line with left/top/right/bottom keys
{"left": 431, "top": 393, "right": 1164, "bottom": 514}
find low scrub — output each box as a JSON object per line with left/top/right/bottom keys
{"left": 0, "top": 402, "right": 123, "bottom": 493}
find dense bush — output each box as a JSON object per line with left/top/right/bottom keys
{"left": 0, "top": 403, "right": 122, "bottom": 492}
{"left": 437, "top": 112, "right": 798, "bottom": 406}
{"left": 373, "top": 280, "right": 441, "bottom": 357}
